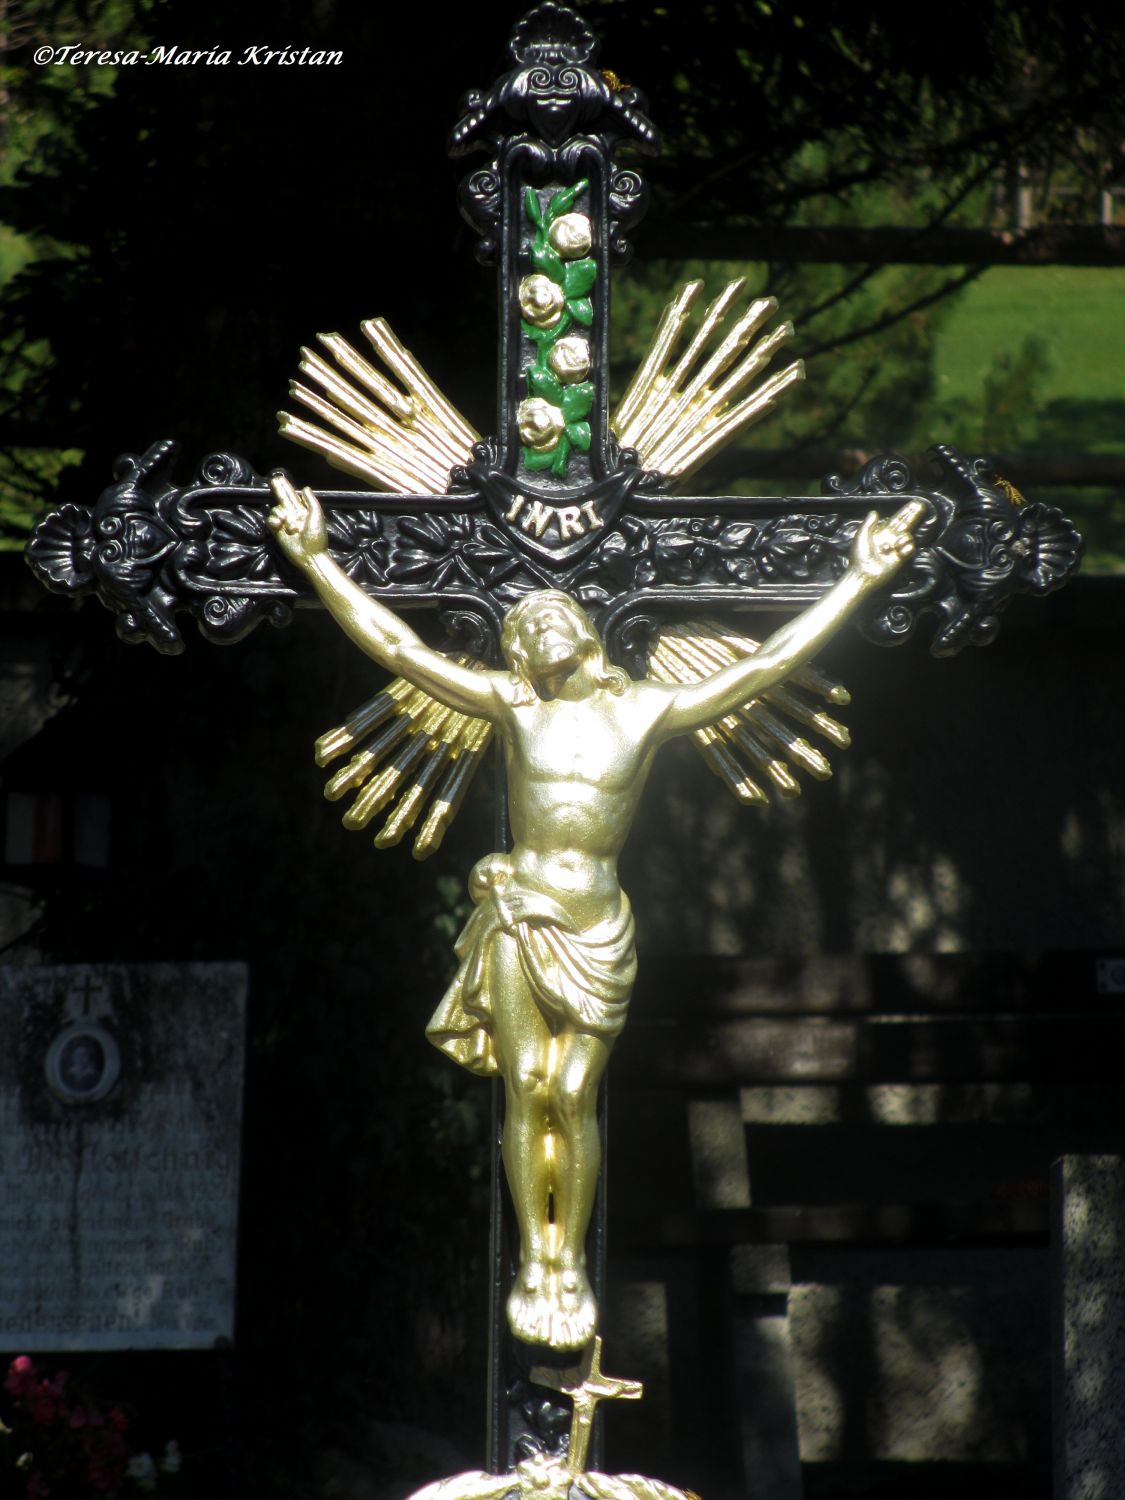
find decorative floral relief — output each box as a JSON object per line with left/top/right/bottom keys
{"left": 518, "top": 180, "right": 596, "bottom": 479}
{"left": 388, "top": 515, "right": 520, "bottom": 592}
{"left": 25, "top": 442, "right": 1082, "bottom": 660}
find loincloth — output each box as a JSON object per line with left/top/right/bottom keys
{"left": 425, "top": 853, "right": 637, "bottom": 1077}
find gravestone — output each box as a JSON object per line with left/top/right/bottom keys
{"left": 0, "top": 963, "right": 245, "bottom": 1350}
{"left": 729, "top": 1245, "right": 803, "bottom": 1500}
{"left": 1052, "top": 1155, "right": 1125, "bottom": 1500}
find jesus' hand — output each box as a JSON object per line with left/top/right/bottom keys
{"left": 850, "top": 499, "right": 925, "bottom": 588}
{"left": 268, "top": 471, "right": 329, "bottom": 570}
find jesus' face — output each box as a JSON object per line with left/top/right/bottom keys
{"left": 519, "top": 599, "right": 588, "bottom": 682}
{"left": 501, "top": 592, "right": 596, "bottom": 692}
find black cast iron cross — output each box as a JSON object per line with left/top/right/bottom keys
{"left": 27, "top": 4, "right": 1081, "bottom": 678}
{"left": 25, "top": 0, "right": 1083, "bottom": 1472}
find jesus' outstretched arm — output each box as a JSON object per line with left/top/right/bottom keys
{"left": 655, "top": 501, "right": 924, "bottom": 738}
{"left": 267, "top": 473, "right": 510, "bottom": 721}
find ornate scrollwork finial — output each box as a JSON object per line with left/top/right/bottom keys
{"left": 451, "top": 4, "right": 658, "bottom": 158}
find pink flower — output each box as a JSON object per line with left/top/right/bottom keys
{"left": 108, "top": 1407, "right": 128, "bottom": 1433}
{"left": 5, "top": 1356, "right": 35, "bottom": 1397}
{"left": 26, "top": 1475, "right": 50, "bottom": 1500}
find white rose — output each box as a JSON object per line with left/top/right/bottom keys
{"left": 519, "top": 274, "right": 565, "bottom": 329}
{"left": 548, "top": 213, "right": 593, "bottom": 259}
{"left": 517, "top": 398, "right": 565, "bottom": 451}
{"left": 547, "top": 336, "right": 591, "bottom": 384}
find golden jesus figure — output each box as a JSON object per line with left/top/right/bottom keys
{"left": 269, "top": 473, "right": 921, "bottom": 1350}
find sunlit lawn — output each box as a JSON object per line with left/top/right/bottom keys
{"left": 934, "top": 265, "right": 1125, "bottom": 453}
{"left": 932, "top": 266, "right": 1125, "bottom": 568}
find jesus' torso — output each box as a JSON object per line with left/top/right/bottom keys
{"left": 498, "top": 680, "right": 671, "bottom": 931}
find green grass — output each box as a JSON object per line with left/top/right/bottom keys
{"left": 929, "top": 266, "right": 1125, "bottom": 569}
{"left": 934, "top": 266, "right": 1125, "bottom": 450}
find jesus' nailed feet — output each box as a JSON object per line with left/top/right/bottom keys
{"left": 509, "top": 1258, "right": 597, "bottom": 1350}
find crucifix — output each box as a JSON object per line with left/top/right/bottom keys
{"left": 26, "top": 2, "right": 1082, "bottom": 1491}
{"left": 405, "top": 1340, "right": 655, "bottom": 1500}
{"left": 532, "top": 1338, "right": 643, "bottom": 1476}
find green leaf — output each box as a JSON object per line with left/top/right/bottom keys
{"left": 565, "top": 422, "right": 591, "bottom": 452}
{"left": 523, "top": 445, "right": 557, "bottom": 471}
{"left": 567, "top": 297, "right": 594, "bottom": 327}
{"left": 528, "top": 367, "right": 564, "bottom": 405}
{"left": 547, "top": 178, "right": 589, "bottom": 220}
{"left": 530, "top": 240, "right": 564, "bottom": 282}
{"left": 522, "top": 321, "right": 555, "bottom": 344}
{"left": 550, "top": 433, "right": 573, "bottom": 477}
{"left": 524, "top": 186, "right": 543, "bottom": 227}
{"left": 563, "top": 258, "right": 597, "bottom": 298}
{"left": 561, "top": 382, "right": 593, "bottom": 422}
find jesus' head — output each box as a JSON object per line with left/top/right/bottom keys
{"left": 500, "top": 591, "right": 627, "bottom": 702}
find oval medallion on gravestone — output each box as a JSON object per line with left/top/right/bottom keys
{"left": 44, "top": 1022, "right": 122, "bottom": 1105}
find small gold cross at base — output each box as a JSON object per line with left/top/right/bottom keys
{"left": 531, "top": 1337, "right": 644, "bottom": 1475}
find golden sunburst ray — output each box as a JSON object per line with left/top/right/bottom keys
{"left": 650, "top": 617, "right": 850, "bottom": 805}
{"left": 314, "top": 656, "right": 493, "bottom": 859}
{"left": 278, "top": 317, "right": 478, "bottom": 494}
{"left": 612, "top": 278, "right": 803, "bottom": 481}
